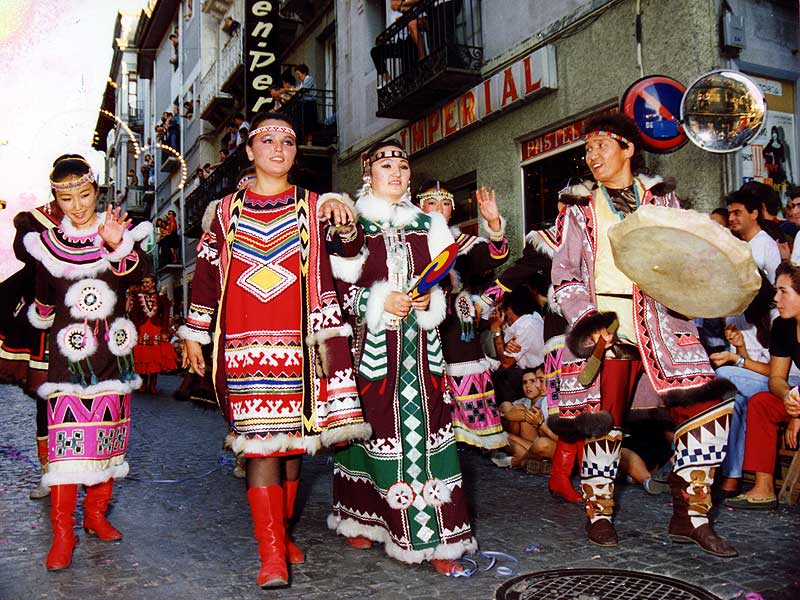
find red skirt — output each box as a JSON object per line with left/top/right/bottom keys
{"left": 134, "top": 321, "right": 178, "bottom": 374}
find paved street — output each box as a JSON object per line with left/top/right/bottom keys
{"left": 1, "top": 377, "right": 798, "bottom": 600}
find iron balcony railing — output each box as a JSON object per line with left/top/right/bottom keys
{"left": 280, "top": 88, "right": 337, "bottom": 146}
{"left": 219, "top": 27, "right": 243, "bottom": 90}
{"left": 375, "top": 0, "right": 483, "bottom": 119}
{"left": 184, "top": 144, "right": 250, "bottom": 236}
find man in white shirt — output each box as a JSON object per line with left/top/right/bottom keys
{"left": 726, "top": 187, "right": 781, "bottom": 284}
{"left": 489, "top": 287, "right": 544, "bottom": 404}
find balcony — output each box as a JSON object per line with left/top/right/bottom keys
{"left": 184, "top": 145, "right": 250, "bottom": 237}
{"left": 219, "top": 28, "right": 243, "bottom": 93}
{"left": 375, "top": 0, "right": 483, "bottom": 120}
{"left": 199, "top": 62, "right": 234, "bottom": 124}
{"left": 124, "top": 187, "right": 153, "bottom": 220}
{"left": 126, "top": 104, "right": 145, "bottom": 132}
{"left": 280, "top": 88, "right": 337, "bottom": 147}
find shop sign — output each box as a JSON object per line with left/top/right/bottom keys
{"left": 398, "top": 45, "right": 557, "bottom": 156}
{"left": 520, "top": 109, "right": 616, "bottom": 162}
{"left": 244, "top": 0, "right": 281, "bottom": 115}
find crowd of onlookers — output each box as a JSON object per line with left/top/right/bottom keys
{"left": 483, "top": 181, "right": 800, "bottom": 509}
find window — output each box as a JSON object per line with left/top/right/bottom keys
{"left": 445, "top": 171, "right": 478, "bottom": 234}
{"left": 127, "top": 72, "right": 138, "bottom": 120}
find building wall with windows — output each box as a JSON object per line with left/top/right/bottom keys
{"left": 333, "top": 0, "right": 780, "bottom": 261}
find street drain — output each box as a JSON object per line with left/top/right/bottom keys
{"left": 494, "top": 568, "right": 722, "bottom": 600}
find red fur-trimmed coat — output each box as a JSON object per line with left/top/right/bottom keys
{"left": 549, "top": 175, "right": 734, "bottom": 440}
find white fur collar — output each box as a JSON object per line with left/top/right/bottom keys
{"left": 637, "top": 173, "right": 663, "bottom": 191}
{"left": 355, "top": 189, "right": 420, "bottom": 229}
{"left": 59, "top": 212, "right": 105, "bottom": 238}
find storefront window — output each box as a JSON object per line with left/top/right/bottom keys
{"left": 522, "top": 144, "right": 590, "bottom": 232}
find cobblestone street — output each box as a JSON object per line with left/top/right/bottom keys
{"left": 1, "top": 378, "right": 798, "bottom": 600}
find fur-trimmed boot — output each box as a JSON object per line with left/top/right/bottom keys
{"left": 548, "top": 439, "right": 582, "bottom": 503}
{"left": 247, "top": 486, "right": 288, "bottom": 588}
{"left": 581, "top": 429, "right": 622, "bottom": 547}
{"left": 283, "top": 479, "right": 305, "bottom": 564}
{"left": 30, "top": 437, "right": 50, "bottom": 500}
{"left": 667, "top": 403, "right": 737, "bottom": 558}
{"left": 83, "top": 480, "right": 122, "bottom": 541}
{"left": 46, "top": 484, "right": 78, "bottom": 571}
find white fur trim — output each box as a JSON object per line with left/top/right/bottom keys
{"left": 330, "top": 248, "right": 369, "bottom": 284}
{"left": 202, "top": 200, "right": 220, "bottom": 233}
{"left": 56, "top": 324, "right": 98, "bottom": 362}
{"left": 65, "top": 279, "right": 116, "bottom": 321}
{"left": 327, "top": 514, "right": 478, "bottom": 564}
{"left": 452, "top": 427, "right": 509, "bottom": 450}
{"left": 525, "top": 228, "right": 556, "bottom": 258}
{"left": 480, "top": 214, "right": 506, "bottom": 241}
{"left": 37, "top": 376, "right": 142, "bottom": 399}
{"left": 23, "top": 231, "right": 107, "bottom": 280}
{"left": 566, "top": 180, "right": 594, "bottom": 198}
{"left": 177, "top": 325, "right": 211, "bottom": 345}
{"left": 365, "top": 280, "right": 395, "bottom": 332}
{"left": 27, "top": 303, "right": 54, "bottom": 330}
{"left": 305, "top": 323, "right": 354, "bottom": 347}
{"left": 637, "top": 173, "right": 664, "bottom": 191}
{"left": 426, "top": 211, "right": 454, "bottom": 259}
{"left": 100, "top": 228, "right": 135, "bottom": 262}
{"left": 107, "top": 318, "right": 138, "bottom": 356}
{"left": 231, "top": 432, "right": 321, "bottom": 456}
{"left": 42, "top": 461, "right": 129, "bottom": 487}
{"left": 318, "top": 191, "right": 356, "bottom": 213}
{"left": 355, "top": 192, "right": 421, "bottom": 229}
{"left": 59, "top": 213, "right": 103, "bottom": 238}
{"left": 414, "top": 287, "right": 446, "bottom": 330}
{"left": 386, "top": 481, "right": 416, "bottom": 510}
{"left": 445, "top": 358, "right": 493, "bottom": 377}
{"left": 320, "top": 422, "right": 373, "bottom": 447}
{"left": 129, "top": 221, "right": 153, "bottom": 242}
{"left": 421, "top": 479, "right": 451, "bottom": 507}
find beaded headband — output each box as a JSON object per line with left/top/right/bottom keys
{"left": 417, "top": 189, "right": 454, "bottom": 203}
{"left": 362, "top": 148, "right": 409, "bottom": 176}
{"left": 50, "top": 171, "right": 96, "bottom": 191}
{"left": 584, "top": 130, "right": 630, "bottom": 146}
{"left": 248, "top": 125, "right": 296, "bottom": 139}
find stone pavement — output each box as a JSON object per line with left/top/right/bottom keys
{"left": 1, "top": 377, "right": 798, "bottom": 600}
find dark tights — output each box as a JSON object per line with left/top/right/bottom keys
{"left": 245, "top": 456, "right": 301, "bottom": 489}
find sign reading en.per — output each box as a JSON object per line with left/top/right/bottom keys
{"left": 622, "top": 76, "right": 687, "bottom": 154}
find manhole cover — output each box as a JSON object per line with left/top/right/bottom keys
{"left": 495, "top": 568, "right": 722, "bottom": 600}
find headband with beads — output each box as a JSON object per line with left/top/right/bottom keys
{"left": 248, "top": 125, "right": 297, "bottom": 139}
{"left": 584, "top": 130, "right": 631, "bottom": 146}
{"left": 417, "top": 189, "right": 454, "bottom": 203}
{"left": 361, "top": 148, "right": 409, "bottom": 176}
{"left": 50, "top": 170, "right": 96, "bottom": 191}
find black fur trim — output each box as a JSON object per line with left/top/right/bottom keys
{"left": 565, "top": 311, "right": 618, "bottom": 359}
{"left": 649, "top": 177, "right": 677, "bottom": 197}
{"left": 558, "top": 192, "right": 591, "bottom": 207}
{"left": 662, "top": 377, "right": 737, "bottom": 408}
{"left": 548, "top": 411, "right": 614, "bottom": 443}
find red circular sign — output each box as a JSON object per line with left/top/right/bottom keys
{"left": 622, "top": 76, "right": 687, "bottom": 153}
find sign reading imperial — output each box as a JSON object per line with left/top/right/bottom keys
{"left": 397, "top": 45, "right": 557, "bottom": 156}
{"left": 244, "top": 0, "right": 281, "bottom": 115}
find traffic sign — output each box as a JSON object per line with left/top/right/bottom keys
{"left": 621, "top": 76, "right": 687, "bottom": 153}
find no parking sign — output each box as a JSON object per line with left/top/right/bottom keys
{"left": 622, "top": 76, "right": 687, "bottom": 153}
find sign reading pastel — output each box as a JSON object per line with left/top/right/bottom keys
{"left": 408, "top": 243, "right": 459, "bottom": 299}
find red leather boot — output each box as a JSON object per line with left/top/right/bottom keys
{"left": 83, "top": 480, "right": 122, "bottom": 541}
{"left": 548, "top": 439, "right": 582, "bottom": 503}
{"left": 46, "top": 484, "right": 78, "bottom": 571}
{"left": 247, "top": 486, "right": 288, "bottom": 588}
{"left": 283, "top": 479, "right": 305, "bottom": 564}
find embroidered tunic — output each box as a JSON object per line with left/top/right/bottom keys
{"left": 328, "top": 192, "right": 477, "bottom": 563}
{"left": 441, "top": 225, "right": 509, "bottom": 449}
{"left": 129, "top": 291, "right": 177, "bottom": 374}
{"left": 24, "top": 216, "right": 151, "bottom": 486}
{"left": 0, "top": 208, "right": 59, "bottom": 391}
{"left": 178, "top": 187, "right": 369, "bottom": 456}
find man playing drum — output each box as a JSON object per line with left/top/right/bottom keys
{"left": 549, "top": 113, "right": 738, "bottom": 557}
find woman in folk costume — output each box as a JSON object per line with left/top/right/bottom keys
{"left": 417, "top": 180, "right": 509, "bottom": 449}
{"left": 180, "top": 111, "right": 370, "bottom": 589}
{"left": 24, "top": 155, "right": 152, "bottom": 570}
{"left": 0, "top": 194, "right": 63, "bottom": 501}
{"left": 549, "top": 113, "right": 737, "bottom": 557}
{"left": 128, "top": 274, "right": 177, "bottom": 394}
{"left": 327, "top": 140, "right": 477, "bottom": 576}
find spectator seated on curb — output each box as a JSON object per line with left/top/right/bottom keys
{"left": 494, "top": 366, "right": 556, "bottom": 469}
